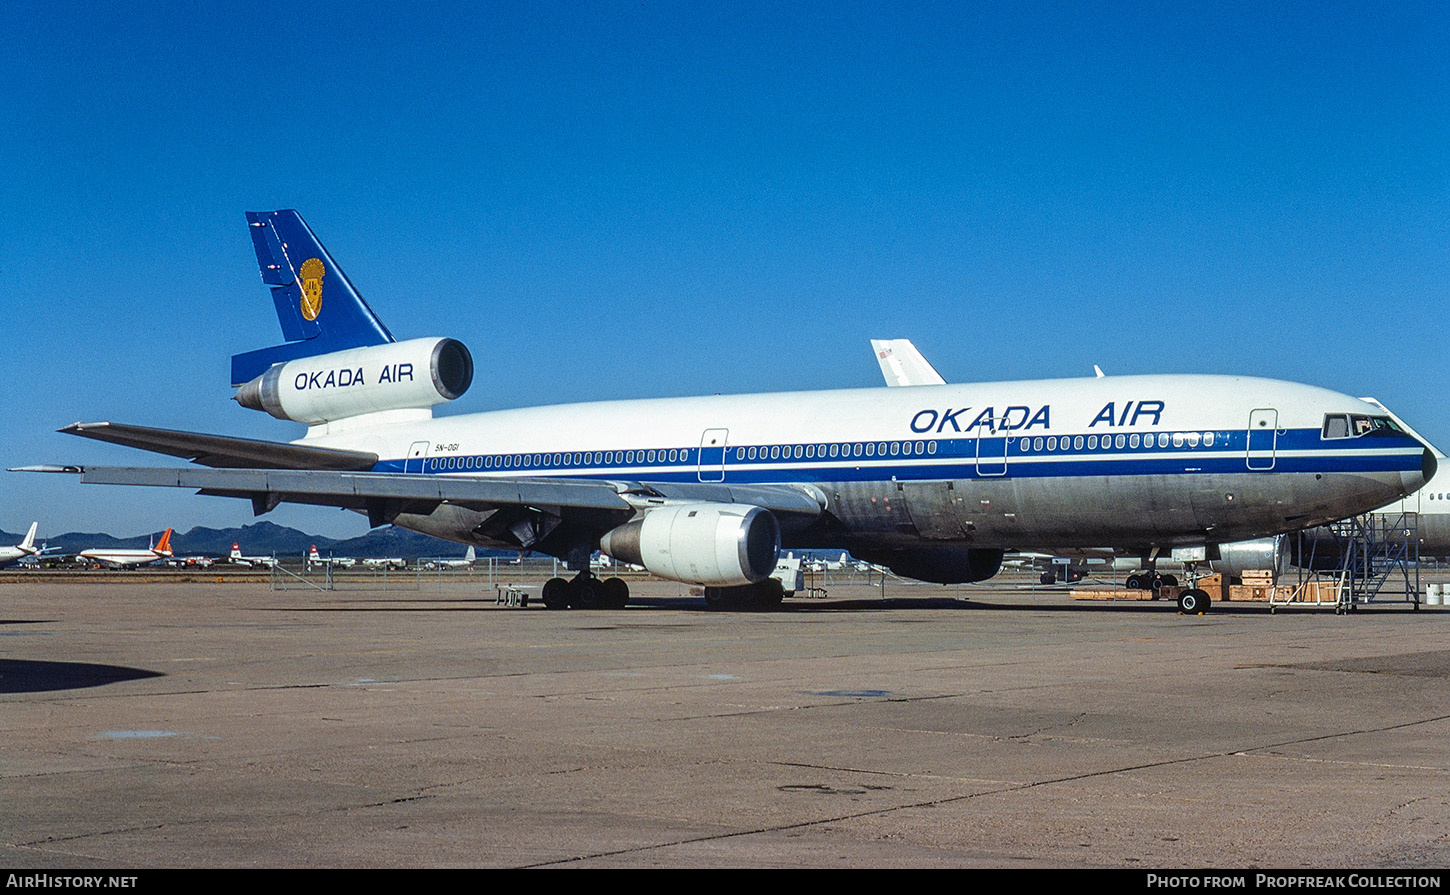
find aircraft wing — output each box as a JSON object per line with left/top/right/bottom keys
{"left": 29, "top": 465, "right": 826, "bottom": 528}
{"left": 60, "top": 422, "right": 378, "bottom": 471}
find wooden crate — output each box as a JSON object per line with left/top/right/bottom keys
{"left": 1227, "top": 584, "right": 1273, "bottom": 601}
{"left": 1070, "top": 588, "right": 1160, "bottom": 601}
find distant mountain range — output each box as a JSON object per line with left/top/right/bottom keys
{"left": 0, "top": 521, "right": 488, "bottom": 561}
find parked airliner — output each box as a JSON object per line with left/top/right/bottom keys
{"left": 31, "top": 211, "right": 1434, "bottom": 612}
{"left": 228, "top": 543, "right": 278, "bottom": 568}
{"left": 423, "top": 546, "right": 476, "bottom": 570}
{"left": 307, "top": 545, "right": 355, "bottom": 569}
{"left": 78, "top": 529, "right": 173, "bottom": 568}
{"left": 0, "top": 523, "right": 40, "bottom": 565}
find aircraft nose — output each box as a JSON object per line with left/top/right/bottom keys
{"left": 1407, "top": 446, "right": 1438, "bottom": 494}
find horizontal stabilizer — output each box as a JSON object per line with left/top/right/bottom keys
{"left": 59, "top": 422, "right": 379, "bottom": 471}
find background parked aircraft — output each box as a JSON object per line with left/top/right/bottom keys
{"left": 228, "top": 543, "right": 278, "bottom": 568}
{"left": 0, "top": 523, "right": 41, "bottom": 565}
{"left": 307, "top": 545, "right": 355, "bottom": 569}
{"left": 78, "top": 528, "right": 173, "bottom": 568}
{"left": 423, "top": 546, "right": 475, "bottom": 570}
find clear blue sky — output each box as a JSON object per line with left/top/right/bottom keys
{"left": 2, "top": 1, "right": 1447, "bottom": 540}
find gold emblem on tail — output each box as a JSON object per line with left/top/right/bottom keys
{"left": 300, "top": 257, "right": 325, "bottom": 320}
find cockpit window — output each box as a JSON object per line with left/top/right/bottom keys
{"left": 1323, "top": 413, "right": 1404, "bottom": 439}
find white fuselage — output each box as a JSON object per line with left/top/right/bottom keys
{"left": 291, "top": 373, "right": 1429, "bottom": 556}
{"left": 79, "top": 547, "right": 167, "bottom": 567}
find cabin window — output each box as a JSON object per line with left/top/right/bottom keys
{"left": 1114, "top": 434, "right": 1125, "bottom": 449}
{"left": 1203, "top": 432, "right": 1215, "bottom": 447}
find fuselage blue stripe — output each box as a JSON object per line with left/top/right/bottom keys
{"left": 370, "top": 427, "right": 1423, "bottom": 483}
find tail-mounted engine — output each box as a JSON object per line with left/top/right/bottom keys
{"left": 234, "top": 337, "right": 472, "bottom": 424}
{"left": 599, "top": 503, "right": 780, "bottom": 587}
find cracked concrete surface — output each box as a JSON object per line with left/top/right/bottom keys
{"left": 2, "top": 578, "right": 1448, "bottom": 868}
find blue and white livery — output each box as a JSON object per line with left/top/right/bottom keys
{"left": 47, "top": 211, "right": 1434, "bottom": 610}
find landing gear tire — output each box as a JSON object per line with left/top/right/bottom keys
{"left": 1040, "top": 572, "right": 1057, "bottom": 585}
{"left": 542, "top": 577, "right": 570, "bottom": 610}
{"left": 569, "top": 575, "right": 607, "bottom": 609}
{"left": 603, "top": 577, "right": 629, "bottom": 609}
{"left": 755, "top": 579, "right": 785, "bottom": 609}
{"left": 1125, "top": 575, "right": 1142, "bottom": 590}
{"left": 702, "top": 580, "right": 785, "bottom": 611}
{"left": 1177, "top": 588, "right": 1211, "bottom": 615}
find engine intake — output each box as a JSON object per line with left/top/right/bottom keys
{"left": 599, "top": 503, "right": 779, "bottom": 587}
{"left": 235, "top": 337, "right": 472, "bottom": 424}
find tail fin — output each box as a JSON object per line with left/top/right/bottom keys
{"left": 464, "top": 546, "right": 476, "bottom": 563}
{"left": 231, "top": 210, "right": 395, "bottom": 385}
{"left": 871, "top": 339, "right": 946, "bottom": 387}
{"left": 154, "top": 528, "right": 174, "bottom": 557}
{"left": 231, "top": 543, "right": 242, "bottom": 558}
{"left": 20, "top": 522, "right": 37, "bottom": 551}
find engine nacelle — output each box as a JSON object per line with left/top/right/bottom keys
{"left": 235, "top": 337, "right": 472, "bottom": 424}
{"left": 1207, "top": 536, "right": 1287, "bottom": 578}
{"left": 599, "top": 503, "right": 780, "bottom": 587}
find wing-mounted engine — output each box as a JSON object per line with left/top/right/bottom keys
{"left": 1207, "top": 536, "right": 1287, "bottom": 578}
{"left": 599, "top": 503, "right": 780, "bottom": 587}
{"left": 234, "top": 337, "right": 472, "bottom": 424}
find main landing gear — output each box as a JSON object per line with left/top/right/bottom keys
{"left": 1124, "top": 573, "right": 1178, "bottom": 591}
{"left": 541, "top": 573, "right": 629, "bottom": 610}
{"left": 701, "top": 579, "right": 786, "bottom": 611}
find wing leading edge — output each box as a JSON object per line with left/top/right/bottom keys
{"left": 32, "top": 464, "right": 823, "bottom": 528}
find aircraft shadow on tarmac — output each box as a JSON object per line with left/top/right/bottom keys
{"left": 0, "top": 658, "right": 164, "bottom": 694}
